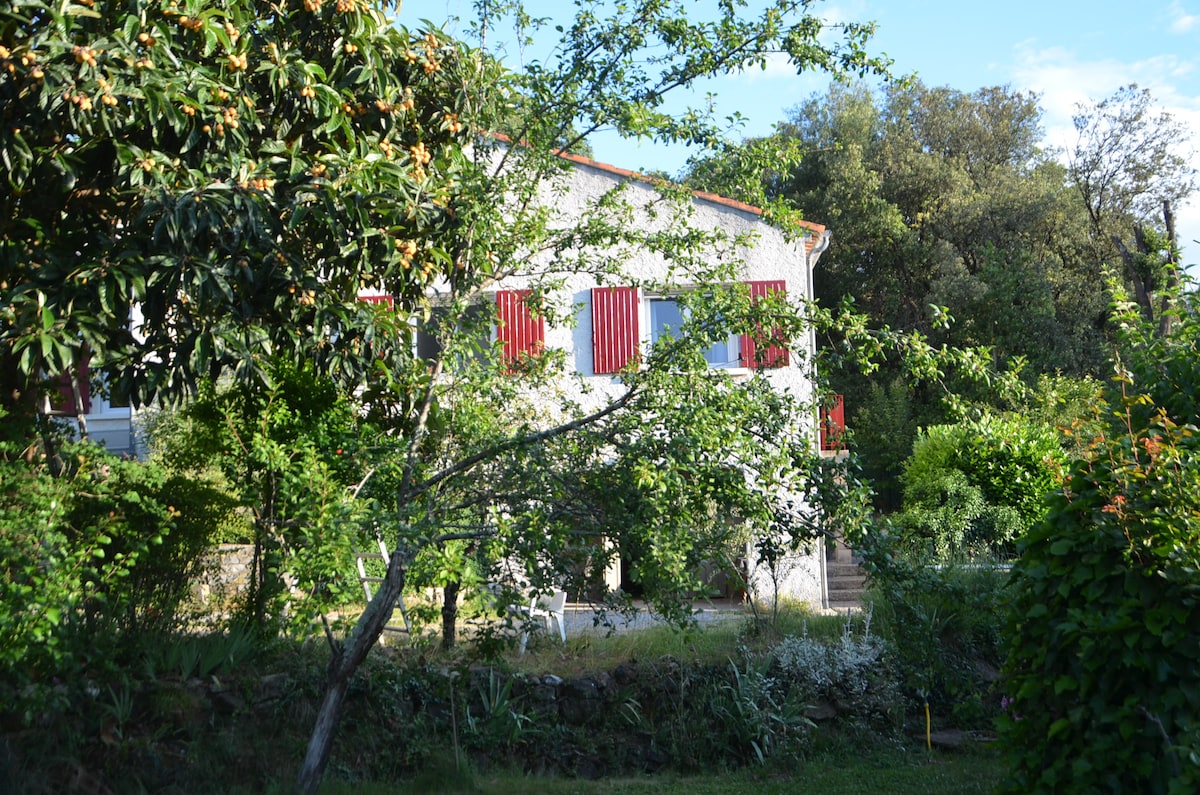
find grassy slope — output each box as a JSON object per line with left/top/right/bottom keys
{"left": 325, "top": 746, "right": 1005, "bottom": 794}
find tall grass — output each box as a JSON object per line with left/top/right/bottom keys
{"left": 507, "top": 607, "right": 861, "bottom": 677}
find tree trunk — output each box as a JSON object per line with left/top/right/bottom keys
{"left": 296, "top": 545, "right": 409, "bottom": 795}
{"left": 1159, "top": 200, "right": 1179, "bottom": 338}
{"left": 440, "top": 579, "right": 460, "bottom": 651}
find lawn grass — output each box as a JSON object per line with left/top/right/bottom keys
{"left": 323, "top": 743, "right": 1005, "bottom": 795}
{"left": 505, "top": 606, "right": 866, "bottom": 678}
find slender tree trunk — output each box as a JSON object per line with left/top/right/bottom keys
{"left": 1112, "top": 234, "right": 1154, "bottom": 325}
{"left": 297, "top": 545, "right": 410, "bottom": 795}
{"left": 1159, "top": 200, "right": 1180, "bottom": 338}
{"left": 440, "top": 579, "right": 460, "bottom": 651}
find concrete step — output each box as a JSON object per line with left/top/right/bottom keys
{"left": 825, "top": 548, "right": 867, "bottom": 608}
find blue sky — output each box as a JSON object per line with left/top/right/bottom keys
{"left": 402, "top": 0, "right": 1200, "bottom": 259}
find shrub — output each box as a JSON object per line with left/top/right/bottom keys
{"left": 896, "top": 414, "right": 1064, "bottom": 558}
{"left": 773, "top": 609, "right": 900, "bottom": 730}
{"left": 0, "top": 436, "right": 222, "bottom": 713}
{"left": 1000, "top": 287, "right": 1200, "bottom": 793}
{"left": 143, "top": 363, "right": 373, "bottom": 631}
{"left": 854, "top": 532, "right": 1007, "bottom": 727}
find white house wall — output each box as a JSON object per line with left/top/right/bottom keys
{"left": 483, "top": 152, "right": 831, "bottom": 609}
{"left": 489, "top": 154, "right": 826, "bottom": 412}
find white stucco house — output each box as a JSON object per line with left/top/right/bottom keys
{"left": 385, "top": 146, "right": 847, "bottom": 609}
{"left": 62, "top": 143, "right": 847, "bottom": 608}
{"left": 49, "top": 358, "right": 137, "bottom": 456}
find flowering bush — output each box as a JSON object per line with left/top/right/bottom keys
{"left": 1001, "top": 286, "right": 1200, "bottom": 793}
{"left": 773, "top": 609, "right": 900, "bottom": 729}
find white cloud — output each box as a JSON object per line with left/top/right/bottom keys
{"left": 1010, "top": 43, "right": 1200, "bottom": 149}
{"left": 1176, "top": 199, "right": 1200, "bottom": 259}
{"left": 734, "top": 0, "right": 882, "bottom": 83}
{"left": 815, "top": 1, "right": 870, "bottom": 28}
{"left": 1009, "top": 42, "right": 1200, "bottom": 259}
{"left": 738, "top": 50, "right": 801, "bottom": 81}
{"left": 1170, "top": 0, "right": 1200, "bottom": 33}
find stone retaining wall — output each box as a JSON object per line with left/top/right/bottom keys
{"left": 192, "top": 543, "right": 256, "bottom": 607}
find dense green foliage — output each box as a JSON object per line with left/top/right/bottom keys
{"left": 689, "top": 81, "right": 1113, "bottom": 368}
{"left": 145, "top": 362, "right": 371, "bottom": 629}
{"left": 0, "top": 427, "right": 225, "bottom": 714}
{"left": 0, "top": 0, "right": 481, "bottom": 416}
{"left": 2, "top": 610, "right": 927, "bottom": 792}
{"left": 1001, "top": 286, "right": 1200, "bottom": 792}
{"left": 686, "top": 81, "right": 1191, "bottom": 509}
{"left": 895, "top": 413, "right": 1065, "bottom": 558}
{"left": 0, "top": 1, "right": 903, "bottom": 789}
{"left": 854, "top": 538, "right": 1007, "bottom": 729}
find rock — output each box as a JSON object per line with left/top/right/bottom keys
{"left": 634, "top": 742, "right": 669, "bottom": 773}
{"left": 929, "top": 729, "right": 965, "bottom": 749}
{"left": 253, "top": 673, "right": 290, "bottom": 704}
{"left": 526, "top": 681, "right": 558, "bottom": 704}
{"left": 207, "top": 686, "right": 244, "bottom": 714}
{"left": 558, "top": 677, "right": 602, "bottom": 725}
{"left": 592, "top": 670, "right": 614, "bottom": 694}
{"left": 573, "top": 753, "right": 607, "bottom": 780}
{"left": 563, "top": 677, "right": 600, "bottom": 700}
{"left": 974, "top": 659, "right": 1001, "bottom": 683}
{"left": 612, "top": 662, "right": 639, "bottom": 686}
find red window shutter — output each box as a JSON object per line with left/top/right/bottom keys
{"left": 820, "top": 394, "right": 846, "bottom": 452}
{"left": 592, "top": 286, "right": 640, "bottom": 374}
{"left": 741, "top": 280, "right": 790, "bottom": 369}
{"left": 358, "top": 294, "right": 395, "bottom": 309}
{"left": 55, "top": 352, "right": 92, "bottom": 415}
{"left": 496, "top": 289, "right": 544, "bottom": 368}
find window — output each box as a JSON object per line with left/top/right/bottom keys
{"left": 592, "top": 286, "right": 640, "bottom": 374}
{"left": 401, "top": 290, "right": 543, "bottom": 372}
{"left": 741, "top": 280, "right": 790, "bottom": 369}
{"left": 52, "top": 357, "right": 91, "bottom": 415}
{"left": 495, "top": 289, "right": 544, "bottom": 370}
{"left": 820, "top": 394, "right": 846, "bottom": 452}
{"left": 648, "top": 296, "right": 740, "bottom": 368}
{"left": 49, "top": 349, "right": 132, "bottom": 422}
{"left": 415, "top": 302, "right": 492, "bottom": 365}
{"left": 591, "top": 281, "right": 790, "bottom": 375}
{"left": 358, "top": 294, "right": 395, "bottom": 309}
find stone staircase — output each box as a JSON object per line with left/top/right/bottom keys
{"left": 826, "top": 537, "right": 867, "bottom": 611}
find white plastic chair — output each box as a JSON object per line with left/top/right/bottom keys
{"left": 514, "top": 589, "right": 567, "bottom": 653}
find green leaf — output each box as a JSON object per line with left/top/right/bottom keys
{"left": 1054, "top": 675, "right": 1077, "bottom": 694}
{"left": 1047, "top": 717, "right": 1071, "bottom": 739}
{"left": 1050, "top": 538, "right": 1073, "bottom": 556}
{"left": 65, "top": 4, "right": 101, "bottom": 18}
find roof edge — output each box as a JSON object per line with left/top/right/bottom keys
{"left": 488, "top": 133, "right": 827, "bottom": 239}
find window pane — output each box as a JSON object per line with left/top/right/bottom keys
{"left": 704, "top": 336, "right": 740, "bottom": 367}
{"left": 418, "top": 304, "right": 492, "bottom": 368}
{"left": 650, "top": 297, "right": 739, "bottom": 367}
{"left": 650, "top": 298, "right": 686, "bottom": 343}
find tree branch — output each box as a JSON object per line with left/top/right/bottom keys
{"left": 402, "top": 384, "right": 640, "bottom": 503}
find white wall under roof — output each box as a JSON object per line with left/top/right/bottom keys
{"left": 480, "top": 151, "right": 831, "bottom": 609}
